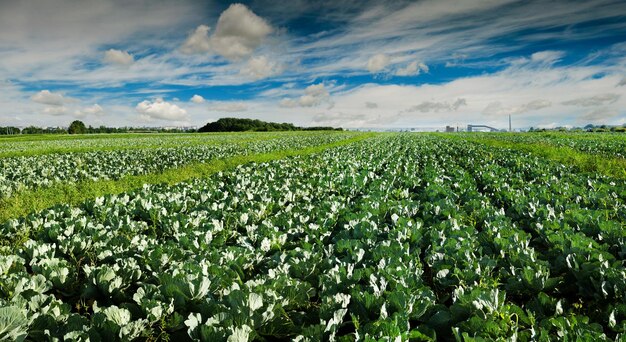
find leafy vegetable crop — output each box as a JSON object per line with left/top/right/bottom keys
{"left": 0, "top": 132, "right": 354, "bottom": 198}
{"left": 1, "top": 134, "right": 625, "bottom": 341}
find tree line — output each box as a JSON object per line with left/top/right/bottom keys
{"left": 198, "top": 118, "right": 341, "bottom": 132}
{"left": 0, "top": 118, "right": 341, "bottom": 136}
{"left": 0, "top": 121, "right": 194, "bottom": 135}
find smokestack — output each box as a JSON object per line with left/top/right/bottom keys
{"left": 509, "top": 114, "right": 512, "bottom": 132}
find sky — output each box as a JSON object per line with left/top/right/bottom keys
{"left": 0, "top": 0, "right": 625, "bottom": 130}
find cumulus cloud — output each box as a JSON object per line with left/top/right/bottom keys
{"left": 209, "top": 4, "right": 273, "bottom": 60}
{"left": 136, "top": 98, "right": 188, "bottom": 121}
{"left": 404, "top": 98, "right": 467, "bottom": 113}
{"left": 190, "top": 94, "right": 205, "bottom": 104}
{"left": 367, "top": 53, "right": 390, "bottom": 73}
{"left": 75, "top": 104, "right": 104, "bottom": 117}
{"left": 365, "top": 102, "right": 378, "bottom": 109}
{"left": 483, "top": 99, "right": 552, "bottom": 116}
{"left": 31, "top": 90, "right": 70, "bottom": 106}
{"left": 103, "top": 49, "right": 134, "bottom": 66}
{"left": 239, "top": 55, "right": 282, "bottom": 80}
{"left": 280, "top": 83, "right": 330, "bottom": 108}
{"left": 395, "top": 61, "right": 429, "bottom": 76}
{"left": 180, "top": 25, "right": 211, "bottom": 54}
{"left": 562, "top": 93, "right": 620, "bottom": 107}
{"left": 207, "top": 101, "right": 248, "bottom": 112}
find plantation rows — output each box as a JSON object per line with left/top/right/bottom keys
{"left": 0, "top": 133, "right": 290, "bottom": 156}
{"left": 0, "top": 133, "right": 354, "bottom": 198}
{"left": 461, "top": 132, "right": 626, "bottom": 159}
{"left": 1, "top": 134, "right": 625, "bottom": 340}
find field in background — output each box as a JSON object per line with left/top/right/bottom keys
{"left": 1, "top": 132, "right": 625, "bottom": 340}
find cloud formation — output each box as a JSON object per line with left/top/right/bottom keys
{"left": 136, "top": 98, "right": 188, "bottom": 121}
{"left": 43, "top": 106, "right": 69, "bottom": 116}
{"left": 75, "top": 104, "right": 104, "bottom": 117}
{"left": 562, "top": 93, "right": 620, "bottom": 107}
{"left": 395, "top": 61, "right": 429, "bottom": 76}
{"left": 31, "top": 90, "right": 67, "bottom": 106}
{"left": 190, "top": 95, "right": 205, "bottom": 104}
{"left": 483, "top": 99, "right": 552, "bottom": 116}
{"left": 280, "top": 83, "right": 330, "bottom": 108}
{"left": 180, "top": 25, "right": 211, "bottom": 54}
{"left": 367, "top": 53, "right": 390, "bottom": 73}
{"left": 209, "top": 4, "right": 273, "bottom": 60}
{"left": 579, "top": 107, "right": 618, "bottom": 122}
{"left": 239, "top": 55, "right": 281, "bottom": 80}
{"left": 103, "top": 49, "right": 134, "bottom": 66}
{"left": 404, "top": 98, "right": 467, "bottom": 113}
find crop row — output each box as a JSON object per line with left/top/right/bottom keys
{"left": 0, "top": 132, "right": 302, "bottom": 157}
{"left": 1, "top": 134, "right": 625, "bottom": 340}
{"left": 459, "top": 132, "right": 626, "bottom": 159}
{"left": 0, "top": 133, "right": 354, "bottom": 198}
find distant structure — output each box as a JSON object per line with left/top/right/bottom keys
{"left": 467, "top": 124, "right": 500, "bottom": 132}
{"left": 509, "top": 114, "right": 512, "bottom": 132}
{"left": 445, "top": 125, "right": 455, "bottom": 132}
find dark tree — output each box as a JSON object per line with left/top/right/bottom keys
{"left": 198, "top": 118, "right": 340, "bottom": 132}
{"left": 68, "top": 120, "right": 87, "bottom": 134}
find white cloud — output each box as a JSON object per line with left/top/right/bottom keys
{"left": 483, "top": 99, "right": 552, "bottom": 116}
{"left": 31, "top": 90, "right": 67, "bottom": 106}
{"left": 395, "top": 61, "right": 429, "bottom": 76}
{"left": 240, "top": 55, "right": 281, "bottom": 80}
{"left": 280, "top": 83, "right": 330, "bottom": 108}
{"left": 209, "top": 4, "right": 273, "bottom": 61}
{"left": 404, "top": 98, "right": 467, "bottom": 113}
{"left": 190, "top": 94, "right": 205, "bottom": 104}
{"left": 562, "top": 93, "right": 620, "bottom": 107}
{"left": 43, "top": 106, "right": 69, "bottom": 116}
{"left": 74, "top": 104, "right": 104, "bottom": 117}
{"left": 530, "top": 50, "right": 565, "bottom": 65}
{"left": 180, "top": 25, "right": 211, "bottom": 54}
{"left": 207, "top": 101, "right": 248, "bottom": 112}
{"left": 103, "top": 49, "right": 134, "bottom": 66}
{"left": 136, "top": 98, "right": 188, "bottom": 121}
{"left": 367, "top": 53, "right": 390, "bottom": 73}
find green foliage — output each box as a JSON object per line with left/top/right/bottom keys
{"left": 198, "top": 117, "right": 341, "bottom": 132}
{"left": 68, "top": 120, "right": 87, "bottom": 134}
{"left": 0, "top": 133, "right": 624, "bottom": 340}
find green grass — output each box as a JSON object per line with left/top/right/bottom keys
{"left": 0, "top": 133, "right": 374, "bottom": 223}
{"left": 440, "top": 134, "right": 626, "bottom": 179}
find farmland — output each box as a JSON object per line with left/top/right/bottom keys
{"left": 1, "top": 132, "right": 625, "bottom": 341}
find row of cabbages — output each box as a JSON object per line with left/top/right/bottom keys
{"left": 1, "top": 134, "right": 625, "bottom": 340}
{"left": 0, "top": 133, "right": 354, "bottom": 198}
{"left": 460, "top": 132, "right": 626, "bottom": 159}
{"left": 0, "top": 132, "right": 285, "bottom": 156}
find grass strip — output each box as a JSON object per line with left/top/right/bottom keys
{"left": 0, "top": 133, "right": 374, "bottom": 223}
{"left": 439, "top": 134, "right": 626, "bottom": 179}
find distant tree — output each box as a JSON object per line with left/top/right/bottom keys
{"left": 68, "top": 120, "right": 87, "bottom": 134}
{"left": 198, "top": 118, "right": 339, "bottom": 132}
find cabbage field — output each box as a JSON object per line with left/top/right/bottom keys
{"left": 1, "top": 133, "right": 625, "bottom": 341}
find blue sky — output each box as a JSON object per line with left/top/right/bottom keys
{"left": 0, "top": 0, "right": 625, "bottom": 129}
